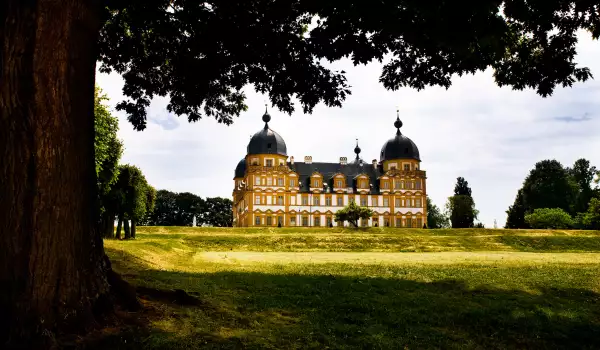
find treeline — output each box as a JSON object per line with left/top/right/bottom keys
{"left": 141, "top": 190, "right": 233, "bottom": 227}
{"left": 505, "top": 159, "right": 600, "bottom": 229}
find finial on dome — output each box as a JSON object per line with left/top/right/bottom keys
{"left": 354, "top": 138, "right": 361, "bottom": 159}
{"left": 262, "top": 104, "right": 271, "bottom": 127}
{"left": 394, "top": 109, "right": 403, "bottom": 135}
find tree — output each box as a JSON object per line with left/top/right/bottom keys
{"left": 567, "top": 159, "right": 599, "bottom": 214}
{"left": 111, "top": 165, "right": 154, "bottom": 239}
{"left": 426, "top": 196, "right": 450, "bottom": 229}
{"left": 454, "top": 177, "right": 472, "bottom": 197}
{"left": 525, "top": 208, "right": 574, "bottom": 229}
{"left": 578, "top": 198, "right": 600, "bottom": 230}
{"left": 335, "top": 201, "right": 374, "bottom": 228}
{"left": 505, "top": 189, "right": 528, "bottom": 229}
{"left": 3, "top": 0, "right": 600, "bottom": 345}
{"left": 447, "top": 177, "right": 478, "bottom": 228}
{"left": 204, "top": 197, "right": 234, "bottom": 227}
{"left": 95, "top": 87, "right": 124, "bottom": 238}
{"left": 446, "top": 195, "right": 479, "bottom": 229}
{"left": 522, "top": 160, "right": 575, "bottom": 215}
{"left": 143, "top": 190, "right": 206, "bottom": 226}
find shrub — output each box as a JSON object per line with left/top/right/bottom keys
{"left": 524, "top": 208, "right": 574, "bottom": 229}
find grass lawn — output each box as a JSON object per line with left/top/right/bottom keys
{"left": 94, "top": 227, "right": 600, "bottom": 349}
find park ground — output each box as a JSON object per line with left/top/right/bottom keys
{"left": 89, "top": 227, "right": 600, "bottom": 349}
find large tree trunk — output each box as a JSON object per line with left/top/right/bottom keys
{"left": 124, "top": 219, "right": 131, "bottom": 239}
{"left": 102, "top": 211, "right": 115, "bottom": 238}
{"left": 0, "top": 0, "right": 110, "bottom": 346}
{"left": 131, "top": 220, "right": 137, "bottom": 239}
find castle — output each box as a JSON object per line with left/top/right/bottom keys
{"left": 232, "top": 109, "right": 427, "bottom": 227}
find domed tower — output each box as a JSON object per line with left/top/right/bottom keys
{"left": 246, "top": 106, "right": 288, "bottom": 167}
{"left": 380, "top": 110, "right": 421, "bottom": 171}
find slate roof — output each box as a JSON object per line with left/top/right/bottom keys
{"left": 288, "top": 160, "right": 384, "bottom": 194}
{"left": 234, "top": 158, "right": 246, "bottom": 179}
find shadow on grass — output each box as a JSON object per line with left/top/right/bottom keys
{"left": 85, "top": 248, "right": 600, "bottom": 350}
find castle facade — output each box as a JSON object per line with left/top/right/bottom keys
{"left": 232, "top": 109, "right": 427, "bottom": 227}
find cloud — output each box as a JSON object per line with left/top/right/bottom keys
{"left": 95, "top": 31, "right": 600, "bottom": 228}
{"left": 553, "top": 112, "right": 592, "bottom": 123}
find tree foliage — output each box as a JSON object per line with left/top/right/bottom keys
{"left": 143, "top": 190, "right": 233, "bottom": 227}
{"left": 578, "top": 198, "right": 600, "bottom": 230}
{"left": 447, "top": 177, "right": 478, "bottom": 228}
{"left": 94, "top": 86, "right": 123, "bottom": 209}
{"left": 427, "top": 196, "right": 450, "bottom": 229}
{"left": 454, "top": 177, "right": 472, "bottom": 197}
{"left": 525, "top": 208, "right": 574, "bottom": 229}
{"left": 506, "top": 159, "right": 599, "bottom": 228}
{"left": 111, "top": 164, "right": 155, "bottom": 238}
{"left": 446, "top": 195, "right": 478, "bottom": 229}
{"left": 98, "top": 1, "right": 600, "bottom": 131}
{"left": 335, "top": 201, "right": 374, "bottom": 228}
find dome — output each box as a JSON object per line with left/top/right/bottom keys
{"left": 380, "top": 112, "right": 421, "bottom": 162}
{"left": 234, "top": 158, "right": 246, "bottom": 178}
{"left": 247, "top": 108, "right": 287, "bottom": 156}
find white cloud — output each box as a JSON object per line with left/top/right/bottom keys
{"left": 96, "top": 32, "right": 600, "bottom": 228}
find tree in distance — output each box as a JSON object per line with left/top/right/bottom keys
{"left": 335, "top": 201, "right": 374, "bottom": 228}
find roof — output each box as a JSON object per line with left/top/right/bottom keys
{"left": 234, "top": 158, "right": 246, "bottom": 179}
{"left": 288, "top": 160, "right": 384, "bottom": 194}
{"left": 247, "top": 124, "right": 287, "bottom": 156}
{"left": 380, "top": 134, "right": 421, "bottom": 162}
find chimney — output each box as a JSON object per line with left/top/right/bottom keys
{"left": 340, "top": 157, "right": 347, "bottom": 165}
{"left": 372, "top": 159, "right": 377, "bottom": 168}
{"left": 290, "top": 156, "right": 294, "bottom": 165}
{"left": 304, "top": 156, "right": 312, "bottom": 164}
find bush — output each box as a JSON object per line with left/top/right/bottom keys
{"left": 524, "top": 208, "right": 574, "bottom": 229}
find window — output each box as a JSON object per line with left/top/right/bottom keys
{"left": 372, "top": 216, "right": 379, "bottom": 227}
{"left": 277, "top": 196, "right": 284, "bottom": 205}
{"left": 415, "top": 198, "right": 421, "bottom": 208}
{"left": 290, "top": 179, "right": 296, "bottom": 187}
{"left": 266, "top": 159, "right": 273, "bottom": 167}
{"left": 326, "top": 216, "right": 332, "bottom": 227}
{"left": 266, "top": 216, "right": 272, "bottom": 226}
{"left": 336, "top": 179, "right": 343, "bottom": 188}
{"left": 255, "top": 176, "right": 261, "bottom": 185}
{"left": 278, "top": 178, "right": 284, "bottom": 186}
{"left": 302, "top": 216, "right": 309, "bottom": 226}
{"left": 290, "top": 217, "right": 296, "bottom": 225}
{"left": 255, "top": 195, "right": 261, "bottom": 204}
{"left": 361, "top": 218, "right": 368, "bottom": 227}
{"left": 267, "top": 177, "right": 273, "bottom": 186}
{"left": 349, "top": 197, "right": 355, "bottom": 204}
{"left": 251, "top": 158, "right": 259, "bottom": 165}
{"left": 395, "top": 198, "right": 401, "bottom": 207}
{"left": 390, "top": 165, "right": 397, "bottom": 170}
{"left": 360, "top": 180, "right": 367, "bottom": 188}
{"left": 302, "top": 196, "right": 308, "bottom": 205}
{"left": 255, "top": 217, "right": 261, "bottom": 225}
{"left": 337, "top": 197, "right": 343, "bottom": 206}
{"left": 372, "top": 197, "right": 378, "bottom": 206}
{"left": 325, "top": 197, "right": 332, "bottom": 206}
{"left": 406, "top": 218, "right": 413, "bottom": 228}
{"left": 313, "top": 196, "right": 320, "bottom": 206}
{"left": 313, "top": 179, "right": 320, "bottom": 187}
{"left": 404, "top": 164, "right": 410, "bottom": 171}
{"left": 383, "top": 181, "right": 389, "bottom": 189}
{"left": 278, "top": 216, "right": 283, "bottom": 225}
{"left": 383, "top": 197, "right": 389, "bottom": 206}
{"left": 360, "top": 197, "right": 367, "bottom": 206}
{"left": 416, "top": 181, "right": 422, "bottom": 189}
{"left": 417, "top": 218, "right": 423, "bottom": 228}
{"left": 396, "top": 218, "right": 402, "bottom": 227}
{"left": 395, "top": 181, "right": 401, "bottom": 189}
{"left": 384, "top": 218, "right": 390, "bottom": 227}
{"left": 314, "top": 217, "right": 321, "bottom": 227}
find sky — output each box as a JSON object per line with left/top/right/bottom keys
{"left": 96, "top": 33, "right": 600, "bottom": 228}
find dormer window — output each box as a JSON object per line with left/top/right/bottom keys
{"left": 360, "top": 180, "right": 367, "bottom": 188}
{"left": 313, "top": 179, "right": 320, "bottom": 187}
{"left": 336, "top": 180, "right": 343, "bottom": 188}
{"left": 267, "top": 143, "right": 272, "bottom": 149}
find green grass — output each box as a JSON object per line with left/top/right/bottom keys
{"left": 93, "top": 227, "right": 600, "bottom": 349}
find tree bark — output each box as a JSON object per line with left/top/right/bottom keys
{"left": 103, "top": 211, "right": 115, "bottom": 238}
{"left": 116, "top": 217, "right": 123, "bottom": 240}
{"left": 0, "top": 0, "right": 109, "bottom": 346}
{"left": 124, "top": 219, "right": 131, "bottom": 239}
{"left": 131, "top": 220, "right": 137, "bottom": 239}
